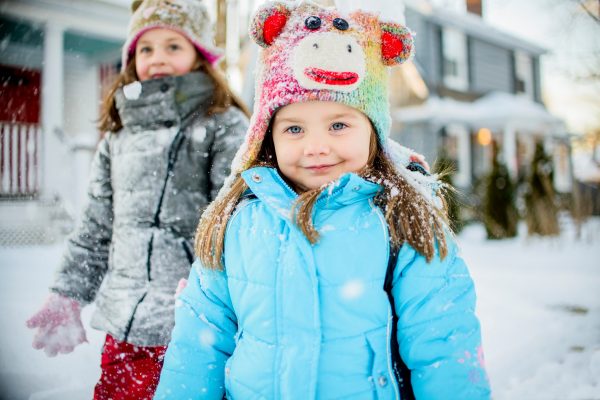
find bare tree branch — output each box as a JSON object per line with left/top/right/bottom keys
{"left": 578, "top": 0, "right": 600, "bottom": 24}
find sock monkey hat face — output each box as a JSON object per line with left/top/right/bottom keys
{"left": 122, "top": 0, "right": 223, "bottom": 71}
{"left": 235, "top": 0, "right": 414, "bottom": 172}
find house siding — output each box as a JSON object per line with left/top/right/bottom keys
{"left": 469, "top": 38, "right": 513, "bottom": 93}
{"left": 392, "top": 122, "right": 439, "bottom": 164}
{"left": 406, "top": 10, "right": 443, "bottom": 92}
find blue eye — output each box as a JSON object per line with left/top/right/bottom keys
{"left": 331, "top": 122, "right": 347, "bottom": 131}
{"left": 286, "top": 126, "right": 302, "bottom": 134}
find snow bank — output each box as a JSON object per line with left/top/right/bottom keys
{"left": 462, "top": 219, "right": 600, "bottom": 399}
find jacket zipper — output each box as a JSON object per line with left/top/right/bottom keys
{"left": 272, "top": 171, "right": 297, "bottom": 198}
{"left": 372, "top": 201, "right": 401, "bottom": 399}
{"left": 124, "top": 127, "right": 185, "bottom": 341}
{"left": 152, "top": 128, "right": 186, "bottom": 227}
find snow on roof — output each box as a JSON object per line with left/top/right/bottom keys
{"left": 393, "top": 95, "right": 474, "bottom": 125}
{"left": 471, "top": 92, "right": 564, "bottom": 132}
{"left": 394, "top": 91, "right": 566, "bottom": 135}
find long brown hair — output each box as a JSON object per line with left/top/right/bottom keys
{"left": 98, "top": 52, "right": 250, "bottom": 133}
{"left": 196, "top": 123, "right": 450, "bottom": 270}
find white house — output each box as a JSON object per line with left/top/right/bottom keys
{"left": 0, "top": 0, "right": 129, "bottom": 244}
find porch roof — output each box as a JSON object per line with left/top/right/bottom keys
{"left": 393, "top": 91, "right": 566, "bottom": 135}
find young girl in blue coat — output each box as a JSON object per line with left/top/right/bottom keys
{"left": 155, "top": 1, "right": 490, "bottom": 399}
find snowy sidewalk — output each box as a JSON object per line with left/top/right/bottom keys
{"left": 0, "top": 220, "right": 599, "bottom": 399}
{"left": 461, "top": 222, "right": 600, "bottom": 399}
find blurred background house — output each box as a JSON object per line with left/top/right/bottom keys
{"left": 0, "top": 0, "right": 127, "bottom": 244}
{"left": 392, "top": 1, "right": 571, "bottom": 195}
{"left": 0, "top": 0, "right": 597, "bottom": 245}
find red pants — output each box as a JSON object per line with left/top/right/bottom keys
{"left": 93, "top": 334, "right": 167, "bottom": 400}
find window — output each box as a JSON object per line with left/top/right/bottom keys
{"left": 444, "top": 124, "right": 471, "bottom": 187}
{"left": 514, "top": 51, "right": 534, "bottom": 98}
{"left": 442, "top": 27, "right": 469, "bottom": 91}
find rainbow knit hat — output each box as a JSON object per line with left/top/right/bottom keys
{"left": 121, "top": 0, "right": 223, "bottom": 71}
{"left": 234, "top": 0, "right": 414, "bottom": 172}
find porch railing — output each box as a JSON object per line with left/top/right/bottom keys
{"left": 0, "top": 122, "right": 41, "bottom": 198}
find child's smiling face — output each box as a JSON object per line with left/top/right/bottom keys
{"left": 134, "top": 28, "right": 200, "bottom": 81}
{"left": 271, "top": 101, "right": 373, "bottom": 192}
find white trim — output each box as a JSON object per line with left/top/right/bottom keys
{"left": 2, "top": 0, "right": 128, "bottom": 41}
{"left": 446, "top": 124, "right": 471, "bottom": 187}
{"left": 514, "top": 50, "right": 534, "bottom": 100}
{"left": 41, "top": 21, "right": 66, "bottom": 198}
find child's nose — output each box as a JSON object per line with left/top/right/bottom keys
{"left": 149, "top": 50, "right": 166, "bottom": 64}
{"left": 303, "top": 137, "right": 330, "bottom": 156}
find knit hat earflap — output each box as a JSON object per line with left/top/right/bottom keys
{"left": 121, "top": 0, "right": 223, "bottom": 71}
{"left": 232, "top": 0, "right": 414, "bottom": 173}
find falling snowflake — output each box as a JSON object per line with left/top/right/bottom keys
{"left": 340, "top": 279, "right": 365, "bottom": 300}
{"left": 199, "top": 329, "right": 216, "bottom": 347}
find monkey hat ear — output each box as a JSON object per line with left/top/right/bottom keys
{"left": 249, "top": 1, "right": 292, "bottom": 47}
{"left": 380, "top": 22, "right": 414, "bottom": 66}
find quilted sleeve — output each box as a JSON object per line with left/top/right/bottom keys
{"left": 154, "top": 259, "right": 238, "bottom": 399}
{"left": 50, "top": 136, "right": 113, "bottom": 304}
{"left": 392, "top": 239, "right": 491, "bottom": 399}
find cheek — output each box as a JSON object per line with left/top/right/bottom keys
{"left": 176, "top": 53, "right": 200, "bottom": 74}
{"left": 135, "top": 60, "right": 147, "bottom": 79}
{"left": 344, "top": 134, "right": 371, "bottom": 166}
{"left": 273, "top": 139, "right": 292, "bottom": 163}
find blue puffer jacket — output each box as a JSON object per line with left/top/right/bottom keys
{"left": 154, "top": 167, "right": 490, "bottom": 399}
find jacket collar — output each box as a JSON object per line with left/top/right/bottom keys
{"left": 241, "top": 167, "right": 382, "bottom": 221}
{"left": 115, "top": 71, "right": 214, "bottom": 132}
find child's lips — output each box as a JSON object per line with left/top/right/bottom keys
{"left": 151, "top": 73, "right": 168, "bottom": 79}
{"left": 305, "top": 163, "right": 337, "bottom": 173}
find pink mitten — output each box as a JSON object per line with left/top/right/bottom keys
{"left": 174, "top": 278, "right": 188, "bottom": 298}
{"left": 26, "top": 293, "right": 87, "bottom": 357}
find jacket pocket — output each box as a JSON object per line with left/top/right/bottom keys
{"left": 365, "top": 327, "right": 399, "bottom": 399}
{"left": 224, "top": 329, "right": 243, "bottom": 396}
{"left": 224, "top": 331, "right": 273, "bottom": 399}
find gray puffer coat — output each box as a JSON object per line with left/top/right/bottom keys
{"left": 51, "top": 71, "right": 248, "bottom": 346}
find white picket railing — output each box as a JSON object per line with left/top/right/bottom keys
{"left": 0, "top": 122, "right": 41, "bottom": 198}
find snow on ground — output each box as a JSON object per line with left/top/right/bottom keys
{"left": 0, "top": 217, "right": 599, "bottom": 399}
{"left": 461, "top": 218, "right": 600, "bottom": 400}
{"left": 0, "top": 245, "right": 104, "bottom": 400}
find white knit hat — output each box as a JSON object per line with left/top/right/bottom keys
{"left": 121, "top": 0, "right": 223, "bottom": 71}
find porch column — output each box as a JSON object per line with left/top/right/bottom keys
{"left": 456, "top": 127, "right": 471, "bottom": 187}
{"left": 502, "top": 124, "right": 517, "bottom": 178}
{"left": 41, "top": 21, "right": 65, "bottom": 198}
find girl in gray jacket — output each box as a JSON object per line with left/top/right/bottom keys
{"left": 25, "top": 0, "right": 248, "bottom": 398}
